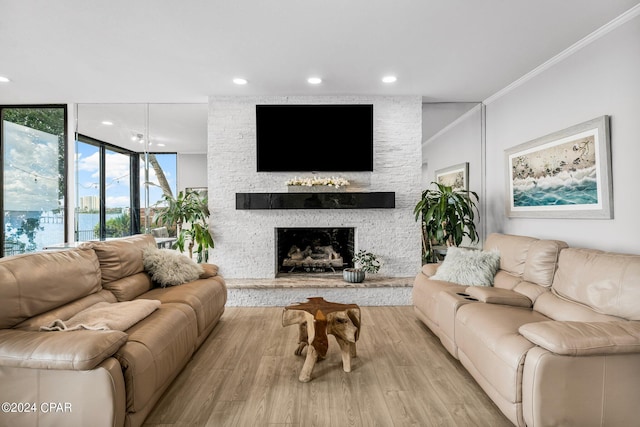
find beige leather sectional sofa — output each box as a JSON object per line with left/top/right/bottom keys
{"left": 0, "top": 234, "right": 227, "bottom": 427}
{"left": 413, "top": 233, "right": 640, "bottom": 426}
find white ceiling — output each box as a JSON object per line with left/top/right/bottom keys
{"left": 1, "top": 1, "right": 638, "bottom": 153}
{"left": 76, "top": 103, "right": 208, "bottom": 153}
{"left": 1, "top": 0, "right": 638, "bottom": 104}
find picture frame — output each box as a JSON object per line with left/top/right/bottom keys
{"left": 186, "top": 187, "right": 208, "bottom": 200}
{"left": 435, "top": 162, "right": 469, "bottom": 191}
{"left": 505, "top": 115, "right": 612, "bottom": 219}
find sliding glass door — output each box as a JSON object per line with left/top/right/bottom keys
{"left": 104, "top": 147, "right": 132, "bottom": 237}
{"left": 1, "top": 106, "right": 67, "bottom": 256}
{"left": 75, "top": 140, "right": 101, "bottom": 241}
{"left": 75, "top": 135, "right": 138, "bottom": 241}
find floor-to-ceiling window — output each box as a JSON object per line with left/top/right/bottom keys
{"left": 104, "top": 147, "right": 133, "bottom": 238}
{"left": 75, "top": 135, "right": 139, "bottom": 241}
{"left": 75, "top": 140, "right": 101, "bottom": 241}
{"left": 0, "top": 106, "right": 67, "bottom": 256}
{"left": 140, "top": 152, "right": 177, "bottom": 232}
{"left": 76, "top": 103, "right": 197, "bottom": 236}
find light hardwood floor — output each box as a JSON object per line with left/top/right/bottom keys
{"left": 143, "top": 306, "right": 512, "bottom": 427}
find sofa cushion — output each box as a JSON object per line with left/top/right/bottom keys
{"left": 512, "top": 281, "right": 549, "bottom": 304}
{"left": 0, "top": 329, "right": 127, "bottom": 370}
{"left": 519, "top": 320, "right": 640, "bottom": 356}
{"left": 102, "top": 272, "right": 154, "bottom": 302}
{"left": 0, "top": 248, "right": 102, "bottom": 329}
{"left": 522, "top": 239, "right": 567, "bottom": 287}
{"left": 39, "top": 300, "right": 161, "bottom": 332}
{"left": 114, "top": 303, "right": 197, "bottom": 412}
{"left": 533, "top": 292, "right": 622, "bottom": 322}
{"left": 139, "top": 276, "right": 227, "bottom": 337}
{"left": 552, "top": 248, "right": 640, "bottom": 320}
{"left": 455, "top": 303, "right": 549, "bottom": 404}
{"left": 14, "top": 290, "right": 117, "bottom": 331}
{"left": 413, "top": 273, "right": 467, "bottom": 331}
{"left": 464, "top": 287, "right": 532, "bottom": 308}
{"left": 492, "top": 270, "right": 522, "bottom": 289}
{"left": 485, "top": 233, "right": 537, "bottom": 278}
{"left": 91, "top": 234, "right": 156, "bottom": 284}
{"left": 484, "top": 233, "right": 567, "bottom": 288}
{"left": 431, "top": 247, "right": 500, "bottom": 287}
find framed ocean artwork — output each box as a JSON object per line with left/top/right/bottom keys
{"left": 436, "top": 162, "right": 469, "bottom": 191}
{"left": 505, "top": 116, "right": 612, "bottom": 219}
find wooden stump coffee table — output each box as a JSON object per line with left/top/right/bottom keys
{"left": 282, "top": 297, "right": 361, "bottom": 382}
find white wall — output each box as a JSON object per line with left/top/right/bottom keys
{"left": 421, "top": 104, "right": 484, "bottom": 245}
{"left": 177, "top": 153, "right": 207, "bottom": 191}
{"left": 422, "top": 105, "right": 483, "bottom": 190}
{"left": 484, "top": 14, "right": 640, "bottom": 253}
{"left": 208, "top": 96, "right": 423, "bottom": 278}
{"left": 422, "top": 102, "right": 479, "bottom": 143}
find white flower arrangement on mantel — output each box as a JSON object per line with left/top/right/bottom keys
{"left": 286, "top": 176, "right": 350, "bottom": 188}
{"left": 286, "top": 176, "right": 350, "bottom": 192}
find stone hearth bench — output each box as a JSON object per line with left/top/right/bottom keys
{"left": 225, "top": 275, "right": 413, "bottom": 307}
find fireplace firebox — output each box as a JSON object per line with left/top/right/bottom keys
{"left": 275, "top": 227, "right": 355, "bottom": 275}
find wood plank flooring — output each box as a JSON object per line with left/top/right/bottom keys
{"left": 143, "top": 306, "right": 512, "bottom": 427}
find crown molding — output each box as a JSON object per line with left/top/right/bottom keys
{"left": 484, "top": 4, "right": 640, "bottom": 105}
{"left": 422, "top": 103, "right": 482, "bottom": 147}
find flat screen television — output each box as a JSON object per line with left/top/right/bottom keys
{"left": 256, "top": 104, "right": 373, "bottom": 172}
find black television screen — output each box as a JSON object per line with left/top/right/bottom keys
{"left": 256, "top": 104, "right": 373, "bottom": 172}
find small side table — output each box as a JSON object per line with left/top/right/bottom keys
{"left": 282, "top": 297, "right": 361, "bottom": 382}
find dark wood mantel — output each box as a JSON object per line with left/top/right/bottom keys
{"left": 235, "top": 192, "right": 395, "bottom": 210}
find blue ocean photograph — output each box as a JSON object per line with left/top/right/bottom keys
{"left": 510, "top": 134, "right": 598, "bottom": 208}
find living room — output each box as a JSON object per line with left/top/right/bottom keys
{"left": 1, "top": 2, "right": 639, "bottom": 427}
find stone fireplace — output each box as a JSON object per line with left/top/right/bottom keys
{"left": 208, "top": 95, "right": 423, "bottom": 279}
{"left": 276, "top": 227, "right": 355, "bottom": 275}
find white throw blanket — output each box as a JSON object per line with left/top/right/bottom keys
{"left": 40, "top": 300, "right": 161, "bottom": 332}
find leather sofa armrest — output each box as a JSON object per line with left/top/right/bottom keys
{"left": 0, "top": 329, "right": 127, "bottom": 370}
{"left": 519, "top": 320, "right": 640, "bottom": 356}
{"left": 199, "top": 263, "right": 219, "bottom": 279}
{"left": 465, "top": 286, "right": 532, "bottom": 308}
{"left": 421, "top": 263, "right": 440, "bottom": 277}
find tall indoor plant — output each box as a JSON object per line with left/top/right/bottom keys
{"left": 414, "top": 182, "right": 479, "bottom": 263}
{"left": 153, "top": 189, "right": 214, "bottom": 262}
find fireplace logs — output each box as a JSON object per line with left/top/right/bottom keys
{"left": 276, "top": 227, "right": 354, "bottom": 275}
{"left": 282, "top": 244, "right": 344, "bottom": 272}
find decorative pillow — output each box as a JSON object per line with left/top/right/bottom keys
{"left": 431, "top": 246, "right": 500, "bottom": 287}
{"left": 142, "top": 246, "right": 204, "bottom": 287}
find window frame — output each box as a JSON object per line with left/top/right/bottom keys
{"left": 0, "top": 104, "right": 68, "bottom": 257}
{"left": 76, "top": 134, "right": 140, "bottom": 240}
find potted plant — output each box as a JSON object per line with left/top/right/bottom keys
{"left": 153, "top": 189, "right": 214, "bottom": 263}
{"left": 414, "top": 182, "right": 479, "bottom": 264}
{"left": 343, "top": 249, "right": 381, "bottom": 283}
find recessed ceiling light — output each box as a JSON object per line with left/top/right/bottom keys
{"left": 382, "top": 75, "right": 397, "bottom": 83}
{"left": 233, "top": 78, "right": 248, "bottom": 85}
{"left": 156, "top": 143, "right": 166, "bottom": 147}
{"left": 101, "top": 121, "right": 113, "bottom": 126}
{"left": 0, "top": 76, "right": 10, "bottom": 83}
{"left": 307, "top": 77, "right": 322, "bottom": 85}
